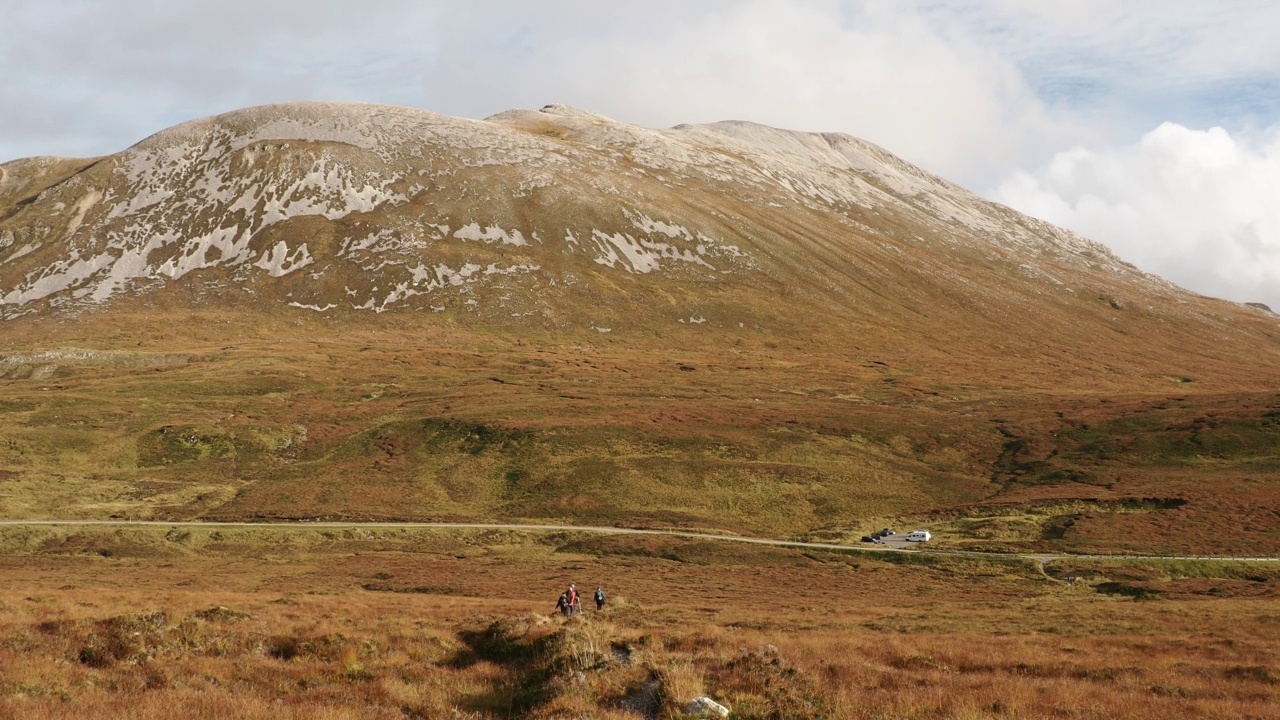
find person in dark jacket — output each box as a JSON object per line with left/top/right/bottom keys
{"left": 555, "top": 591, "right": 570, "bottom": 617}
{"left": 594, "top": 586, "right": 606, "bottom": 611}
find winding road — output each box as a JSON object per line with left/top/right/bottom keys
{"left": 0, "top": 519, "right": 1275, "bottom": 565}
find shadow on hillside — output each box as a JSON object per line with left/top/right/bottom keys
{"left": 449, "top": 619, "right": 560, "bottom": 716}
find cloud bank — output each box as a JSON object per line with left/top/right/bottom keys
{"left": 997, "top": 123, "right": 1280, "bottom": 308}
{"left": 2, "top": 1, "right": 1279, "bottom": 307}
{"left": 0, "top": 1, "right": 1080, "bottom": 189}
{"left": 419, "top": 1, "right": 1077, "bottom": 189}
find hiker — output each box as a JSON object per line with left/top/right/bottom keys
{"left": 594, "top": 586, "right": 606, "bottom": 611}
{"left": 568, "top": 584, "right": 580, "bottom": 617}
{"left": 555, "top": 591, "right": 570, "bottom": 617}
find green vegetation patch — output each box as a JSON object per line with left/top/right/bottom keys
{"left": 136, "top": 425, "right": 237, "bottom": 467}
{"left": 1060, "top": 407, "right": 1280, "bottom": 468}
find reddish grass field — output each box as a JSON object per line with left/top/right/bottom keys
{"left": 0, "top": 527, "right": 1276, "bottom": 719}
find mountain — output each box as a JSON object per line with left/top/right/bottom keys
{"left": 2, "top": 102, "right": 1279, "bottom": 554}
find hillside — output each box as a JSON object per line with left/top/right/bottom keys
{"left": 2, "top": 102, "right": 1279, "bottom": 554}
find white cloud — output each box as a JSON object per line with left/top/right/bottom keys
{"left": 0, "top": 0, "right": 447, "bottom": 160}
{"left": 996, "top": 123, "right": 1280, "bottom": 308}
{"left": 0, "top": 1, "right": 1087, "bottom": 188}
{"left": 924, "top": 1, "right": 1280, "bottom": 90}
{"left": 423, "top": 1, "right": 1080, "bottom": 188}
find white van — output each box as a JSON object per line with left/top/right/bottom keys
{"left": 905, "top": 530, "right": 931, "bottom": 542}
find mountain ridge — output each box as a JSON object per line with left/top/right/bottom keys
{"left": 5, "top": 103, "right": 1268, "bottom": 358}
{"left": 5, "top": 101, "right": 1280, "bottom": 397}
{"left": 0, "top": 101, "right": 1173, "bottom": 317}
{"left": 2, "top": 102, "right": 1280, "bottom": 554}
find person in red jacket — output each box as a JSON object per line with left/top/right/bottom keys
{"left": 567, "top": 584, "right": 580, "bottom": 617}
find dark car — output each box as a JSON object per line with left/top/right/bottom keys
{"left": 860, "top": 535, "right": 880, "bottom": 543}
{"left": 879, "top": 528, "right": 896, "bottom": 536}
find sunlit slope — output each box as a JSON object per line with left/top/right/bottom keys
{"left": 2, "top": 102, "right": 1279, "bottom": 552}
{"left": 3, "top": 102, "right": 1277, "bottom": 375}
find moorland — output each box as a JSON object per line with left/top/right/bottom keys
{"left": 2, "top": 103, "right": 1280, "bottom": 717}
{"left": 4, "top": 312, "right": 1280, "bottom": 558}
{"left": 1, "top": 524, "right": 1277, "bottom": 719}
{"left": 3, "top": 314, "right": 1278, "bottom": 719}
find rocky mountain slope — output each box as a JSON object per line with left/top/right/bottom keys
{"left": 2, "top": 103, "right": 1279, "bottom": 553}
{"left": 0, "top": 104, "right": 1253, "bottom": 326}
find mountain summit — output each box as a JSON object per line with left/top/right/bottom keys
{"left": 6, "top": 102, "right": 1277, "bottom": 375}
{"left": 0, "top": 103, "right": 1227, "bottom": 328}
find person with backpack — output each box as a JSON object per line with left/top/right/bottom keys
{"left": 567, "top": 584, "right": 580, "bottom": 617}
{"left": 594, "top": 586, "right": 606, "bottom": 611}
{"left": 555, "top": 591, "right": 570, "bottom": 617}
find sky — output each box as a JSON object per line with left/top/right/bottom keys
{"left": 3, "top": 0, "right": 1280, "bottom": 308}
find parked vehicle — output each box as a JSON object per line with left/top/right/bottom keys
{"left": 860, "top": 535, "right": 880, "bottom": 543}
{"left": 879, "top": 528, "right": 896, "bottom": 536}
{"left": 905, "top": 530, "right": 931, "bottom": 542}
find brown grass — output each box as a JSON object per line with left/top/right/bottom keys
{"left": 0, "top": 527, "right": 1275, "bottom": 718}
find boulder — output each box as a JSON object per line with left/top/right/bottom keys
{"left": 686, "top": 696, "right": 730, "bottom": 718}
